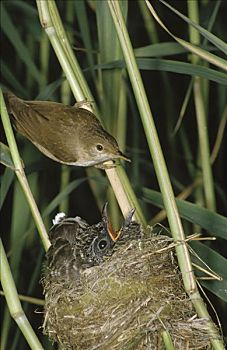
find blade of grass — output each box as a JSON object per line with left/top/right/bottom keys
{"left": 74, "top": 0, "right": 96, "bottom": 81}
{"left": 139, "top": 0, "right": 178, "bottom": 174}
{"left": 0, "top": 142, "right": 16, "bottom": 169}
{"left": 40, "top": 31, "right": 50, "bottom": 87}
{"left": 134, "top": 42, "right": 216, "bottom": 58}
{"left": 42, "top": 178, "right": 88, "bottom": 217}
{"left": 162, "top": 330, "right": 175, "bottom": 350}
{"left": 10, "top": 180, "right": 33, "bottom": 280}
{"left": 190, "top": 241, "right": 227, "bottom": 302}
{"left": 0, "top": 89, "right": 50, "bottom": 251}
{"left": 0, "top": 167, "right": 14, "bottom": 210}
{"left": 138, "top": 0, "right": 159, "bottom": 43}
{"left": 96, "top": 0, "right": 127, "bottom": 129}
{"left": 150, "top": 177, "right": 203, "bottom": 225}
{"left": 193, "top": 76, "right": 216, "bottom": 210}
{"left": 145, "top": 0, "right": 227, "bottom": 71}
{"left": 7, "top": 172, "right": 39, "bottom": 349}
{"left": 140, "top": 187, "right": 227, "bottom": 240}
{"left": 96, "top": 58, "right": 227, "bottom": 85}
{"left": 1, "top": 3, "right": 44, "bottom": 86}
{"left": 160, "top": 0, "right": 227, "bottom": 55}
{"left": 36, "top": 78, "right": 64, "bottom": 100}
{"left": 210, "top": 106, "right": 227, "bottom": 164}
{"left": 187, "top": 0, "right": 216, "bottom": 211}
{"left": 173, "top": 0, "right": 223, "bottom": 136}
{"left": 6, "top": 0, "right": 38, "bottom": 17}
{"left": 0, "top": 239, "right": 44, "bottom": 350}
{"left": 0, "top": 291, "right": 44, "bottom": 307}
{"left": 172, "top": 80, "right": 193, "bottom": 135}
{"left": 11, "top": 250, "right": 45, "bottom": 350}
{"left": 0, "top": 61, "right": 28, "bottom": 98}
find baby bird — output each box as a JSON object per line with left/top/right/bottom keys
{"left": 46, "top": 204, "right": 135, "bottom": 283}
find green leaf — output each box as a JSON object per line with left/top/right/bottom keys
{"left": 140, "top": 187, "right": 227, "bottom": 240}
{"left": 10, "top": 175, "right": 38, "bottom": 281}
{"left": 136, "top": 58, "right": 227, "bottom": 85}
{"left": 96, "top": 0, "right": 128, "bottom": 130}
{"left": 74, "top": 1, "right": 95, "bottom": 78}
{"left": 190, "top": 241, "right": 227, "bottom": 302}
{"left": 1, "top": 3, "right": 43, "bottom": 85}
{"left": 0, "top": 167, "right": 14, "bottom": 210}
{"left": 0, "top": 61, "right": 28, "bottom": 98}
{"left": 42, "top": 178, "right": 88, "bottom": 218}
{"left": 96, "top": 58, "right": 227, "bottom": 85}
{"left": 5, "top": 0, "right": 38, "bottom": 17}
{"left": 134, "top": 42, "right": 216, "bottom": 58}
{"left": 159, "top": 0, "right": 227, "bottom": 55}
{"left": 145, "top": 0, "right": 227, "bottom": 71}
{"left": 36, "top": 78, "right": 65, "bottom": 100}
{"left": 0, "top": 142, "right": 15, "bottom": 169}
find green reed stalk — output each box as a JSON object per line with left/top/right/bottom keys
{"left": 0, "top": 90, "right": 50, "bottom": 251}
{"left": 36, "top": 0, "right": 146, "bottom": 225}
{"left": 107, "top": 1, "right": 224, "bottom": 348}
{"left": 0, "top": 239, "right": 44, "bottom": 350}
{"left": 188, "top": 0, "right": 216, "bottom": 211}
{"left": 107, "top": 0, "right": 194, "bottom": 288}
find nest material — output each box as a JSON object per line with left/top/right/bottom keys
{"left": 42, "top": 225, "right": 217, "bottom": 349}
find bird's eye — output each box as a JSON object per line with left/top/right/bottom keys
{"left": 91, "top": 235, "right": 114, "bottom": 261}
{"left": 96, "top": 144, "right": 104, "bottom": 151}
{"left": 97, "top": 238, "right": 108, "bottom": 250}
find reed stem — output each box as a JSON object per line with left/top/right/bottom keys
{"left": 0, "top": 239, "right": 44, "bottom": 350}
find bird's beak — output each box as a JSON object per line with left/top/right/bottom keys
{"left": 117, "top": 151, "right": 131, "bottom": 162}
{"left": 102, "top": 202, "right": 119, "bottom": 242}
{"left": 116, "top": 208, "right": 136, "bottom": 238}
{"left": 102, "top": 203, "right": 135, "bottom": 242}
{"left": 122, "top": 208, "right": 136, "bottom": 227}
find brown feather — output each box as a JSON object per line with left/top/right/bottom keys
{"left": 4, "top": 91, "right": 130, "bottom": 166}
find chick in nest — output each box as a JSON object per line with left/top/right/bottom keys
{"left": 42, "top": 205, "right": 214, "bottom": 350}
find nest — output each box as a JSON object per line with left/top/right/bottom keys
{"left": 42, "top": 224, "right": 217, "bottom": 349}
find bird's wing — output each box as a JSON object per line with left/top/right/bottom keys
{"left": 6, "top": 94, "right": 81, "bottom": 163}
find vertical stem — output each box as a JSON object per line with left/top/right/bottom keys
{"left": 59, "top": 165, "right": 70, "bottom": 213}
{"left": 107, "top": 2, "right": 223, "bottom": 348}
{"left": 188, "top": 0, "right": 216, "bottom": 211}
{"left": 0, "top": 90, "right": 50, "bottom": 251}
{"left": 36, "top": 0, "right": 145, "bottom": 224}
{"left": 138, "top": 0, "right": 158, "bottom": 43}
{"left": 193, "top": 78, "right": 216, "bottom": 210}
{"left": 0, "top": 240, "right": 44, "bottom": 350}
{"left": 107, "top": 0, "right": 195, "bottom": 293}
{"left": 40, "top": 31, "right": 50, "bottom": 85}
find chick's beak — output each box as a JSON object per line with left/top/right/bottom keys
{"left": 102, "top": 203, "right": 136, "bottom": 242}
{"left": 102, "top": 202, "right": 119, "bottom": 242}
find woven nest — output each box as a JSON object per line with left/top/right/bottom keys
{"left": 42, "top": 223, "right": 215, "bottom": 349}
